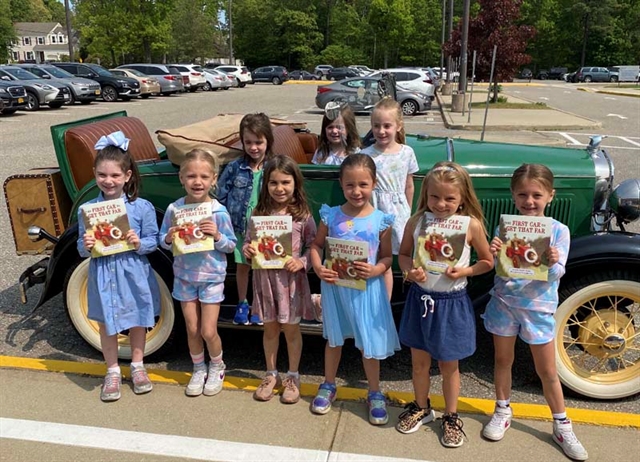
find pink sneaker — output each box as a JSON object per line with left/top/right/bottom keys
{"left": 131, "top": 365, "right": 153, "bottom": 394}
{"left": 100, "top": 372, "right": 121, "bottom": 402}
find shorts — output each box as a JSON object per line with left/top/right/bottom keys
{"left": 399, "top": 284, "right": 475, "bottom": 361}
{"left": 233, "top": 232, "right": 249, "bottom": 265}
{"left": 483, "top": 297, "right": 555, "bottom": 345}
{"left": 173, "top": 278, "right": 224, "bottom": 304}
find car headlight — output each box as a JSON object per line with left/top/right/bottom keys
{"left": 0, "top": 88, "right": 7, "bottom": 93}
{"left": 33, "top": 83, "right": 55, "bottom": 90}
{"left": 71, "top": 81, "right": 85, "bottom": 86}
{"left": 609, "top": 179, "right": 640, "bottom": 224}
{"left": 417, "top": 93, "right": 428, "bottom": 100}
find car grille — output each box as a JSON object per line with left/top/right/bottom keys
{"left": 481, "top": 197, "right": 573, "bottom": 234}
{"left": 8, "top": 86, "right": 27, "bottom": 97}
{"left": 89, "top": 83, "right": 100, "bottom": 90}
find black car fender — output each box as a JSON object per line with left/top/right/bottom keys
{"left": 564, "top": 232, "right": 640, "bottom": 279}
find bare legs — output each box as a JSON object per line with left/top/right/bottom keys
{"left": 236, "top": 263, "right": 250, "bottom": 302}
{"left": 384, "top": 268, "right": 393, "bottom": 302}
{"left": 262, "top": 322, "right": 302, "bottom": 372}
{"left": 181, "top": 300, "right": 222, "bottom": 357}
{"left": 410, "top": 347, "right": 460, "bottom": 412}
{"left": 99, "top": 324, "right": 119, "bottom": 369}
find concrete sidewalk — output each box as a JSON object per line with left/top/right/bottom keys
{"left": 2, "top": 367, "right": 639, "bottom": 462}
{"left": 436, "top": 90, "right": 601, "bottom": 131}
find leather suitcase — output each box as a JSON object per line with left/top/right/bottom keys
{"left": 4, "top": 168, "right": 72, "bottom": 255}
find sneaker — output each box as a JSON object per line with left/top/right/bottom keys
{"left": 100, "top": 372, "right": 121, "bottom": 402}
{"left": 396, "top": 400, "right": 435, "bottom": 434}
{"left": 367, "top": 391, "right": 389, "bottom": 426}
{"left": 249, "top": 314, "right": 264, "bottom": 326}
{"left": 441, "top": 413, "right": 466, "bottom": 448}
{"left": 310, "top": 382, "right": 337, "bottom": 415}
{"left": 203, "top": 362, "right": 225, "bottom": 396}
{"left": 254, "top": 373, "right": 282, "bottom": 401}
{"left": 552, "top": 419, "right": 589, "bottom": 461}
{"left": 233, "top": 301, "right": 250, "bottom": 325}
{"left": 130, "top": 365, "right": 153, "bottom": 395}
{"left": 185, "top": 367, "right": 207, "bottom": 397}
{"left": 280, "top": 375, "right": 301, "bottom": 404}
{"left": 482, "top": 405, "right": 513, "bottom": 441}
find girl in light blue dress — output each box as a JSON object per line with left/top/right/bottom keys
{"left": 309, "top": 154, "right": 400, "bottom": 426}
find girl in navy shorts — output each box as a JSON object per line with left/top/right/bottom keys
{"left": 396, "top": 162, "right": 494, "bottom": 448}
{"left": 482, "top": 164, "right": 587, "bottom": 461}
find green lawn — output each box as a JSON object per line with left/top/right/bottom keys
{"left": 604, "top": 84, "right": 640, "bottom": 89}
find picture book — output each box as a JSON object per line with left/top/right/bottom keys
{"left": 80, "top": 198, "right": 135, "bottom": 258}
{"left": 325, "top": 237, "right": 369, "bottom": 291}
{"left": 414, "top": 213, "right": 470, "bottom": 273}
{"left": 171, "top": 202, "right": 214, "bottom": 255}
{"left": 249, "top": 216, "right": 293, "bottom": 269}
{"left": 496, "top": 215, "right": 552, "bottom": 281}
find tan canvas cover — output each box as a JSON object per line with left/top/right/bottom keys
{"left": 156, "top": 113, "right": 307, "bottom": 166}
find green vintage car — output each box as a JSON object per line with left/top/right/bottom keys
{"left": 6, "top": 111, "right": 639, "bottom": 400}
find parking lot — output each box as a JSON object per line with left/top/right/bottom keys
{"left": 0, "top": 83, "right": 638, "bottom": 416}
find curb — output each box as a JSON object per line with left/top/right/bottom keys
{"left": 284, "top": 80, "right": 330, "bottom": 85}
{"left": 1, "top": 355, "right": 638, "bottom": 428}
{"left": 594, "top": 89, "right": 640, "bottom": 98}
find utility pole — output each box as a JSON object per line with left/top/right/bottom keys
{"left": 439, "top": 0, "right": 446, "bottom": 80}
{"left": 458, "top": 0, "right": 470, "bottom": 93}
{"left": 228, "top": 0, "right": 234, "bottom": 65}
{"left": 64, "top": 0, "right": 73, "bottom": 61}
{"left": 447, "top": 0, "right": 453, "bottom": 83}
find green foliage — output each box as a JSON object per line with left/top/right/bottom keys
{"left": 9, "top": 0, "right": 51, "bottom": 22}
{"left": 0, "top": 0, "right": 14, "bottom": 63}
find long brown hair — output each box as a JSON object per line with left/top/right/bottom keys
{"left": 239, "top": 113, "right": 275, "bottom": 163}
{"left": 94, "top": 145, "right": 140, "bottom": 201}
{"left": 317, "top": 105, "right": 360, "bottom": 163}
{"left": 253, "top": 155, "right": 311, "bottom": 221}
{"left": 409, "top": 161, "right": 487, "bottom": 236}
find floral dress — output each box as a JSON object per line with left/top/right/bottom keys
{"left": 361, "top": 144, "right": 419, "bottom": 254}
{"left": 247, "top": 213, "right": 317, "bottom": 324}
{"left": 319, "top": 204, "right": 400, "bottom": 359}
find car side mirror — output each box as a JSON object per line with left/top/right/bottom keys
{"left": 42, "top": 74, "right": 51, "bottom": 79}
{"left": 0, "top": 76, "right": 10, "bottom": 81}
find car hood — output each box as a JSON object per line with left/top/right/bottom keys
{"left": 4, "top": 78, "right": 67, "bottom": 90}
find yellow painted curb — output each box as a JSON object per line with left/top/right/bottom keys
{"left": 2, "top": 355, "right": 638, "bottom": 428}
{"left": 595, "top": 89, "right": 640, "bottom": 98}
{"left": 284, "top": 80, "right": 329, "bottom": 85}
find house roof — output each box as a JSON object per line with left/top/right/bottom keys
{"left": 14, "top": 22, "right": 64, "bottom": 36}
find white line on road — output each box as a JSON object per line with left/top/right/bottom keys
{"left": 0, "top": 418, "right": 427, "bottom": 462}
{"left": 604, "top": 97, "right": 617, "bottom": 100}
{"left": 558, "top": 132, "right": 582, "bottom": 145}
{"left": 607, "top": 113, "right": 628, "bottom": 119}
{"left": 619, "top": 137, "right": 640, "bottom": 147}
{"left": 539, "top": 97, "right": 549, "bottom": 100}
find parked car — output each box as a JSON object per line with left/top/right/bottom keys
{"left": 8, "top": 111, "right": 639, "bottom": 401}
{"left": 575, "top": 67, "right": 616, "bottom": 83}
{"left": 251, "top": 66, "right": 289, "bottom": 85}
{"left": 520, "top": 68, "right": 533, "bottom": 79}
{"left": 548, "top": 67, "right": 568, "bottom": 80}
{"left": 536, "top": 69, "right": 550, "bottom": 80}
{"left": 205, "top": 69, "right": 233, "bottom": 90}
{"left": 327, "top": 67, "right": 361, "bottom": 81}
{"left": 215, "top": 65, "right": 252, "bottom": 87}
{"left": 431, "top": 67, "right": 459, "bottom": 82}
{"left": 315, "top": 75, "right": 431, "bottom": 115}
{"left": 564, "top": 70, "right": 577, "bottom": 82}
{"left": 289, "top": 70, "right": 319, "bottom": 81}
{"left": 349, "top": 65, "right": 375, "bottom": 75}
{"left": 170, "top": 64, "right": 206, "bottom": 92}
{"left": 314, "top": 64, "right": 333, "bottom": 79}
{"left": 0, "top": 80, "right": 28, "bottom": 114}
{"left": 0, "top": 65, "right": 71, "bottom": 110}
{"left": 14, "top": 63, "right": 101, "bottom": 105}
{"left": 109, "top": 68, "right": 160, "bottom": 98}
{"left": 116, "top": 64, "right": 184, "bottom": 95}
{"left": 202, "top": 69, "right": 224, "bottom": 91}
{"left": 53, "top": 62, "right": 140, "bottom": 102}
{"left": 376, "top": 68, "right": 435, "bottom": 97}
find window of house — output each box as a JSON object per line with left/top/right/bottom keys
{"left": 58, "top": 34, "right": 64, "bottom": 44}
{"left": 26, "top": 52, "right": 34, "bottom": 60}
{"left": 37, "top": 37, "right": 45, "bottom": 45}
{"left": 51, "top": 35, "right": 57, "bottom": 43}
{"left": 23, "top": 37, "right": 31, "bottom": 45}
{"left": 12, "top": 52, "right": 19, "bottom": 61}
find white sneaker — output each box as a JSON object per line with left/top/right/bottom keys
{"left": 203, "top": 363, "right": 225, "bottom": 396}
{"left": 552, "top": 419, "right": 589, "bottom": 461}
{"left": 482, "top": 405, "right": 513, "bottom": 441}
{"left": 185, "top": 367, "right": 207, "bottom": 396}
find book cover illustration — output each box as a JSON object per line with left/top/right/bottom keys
{"left": 325, "top": 237, "right": 369, "bottom": 291}
{"left": 414, "top": 213, "right": 470, "bottom": 273}
{"left": 496, "top": 215, "right": 552, "bottom": 281}
{"left": 249, "top": 216, "right": 293, "bottom": 269}
{"left": 81, "top": 198, "right": 135, "bottom": 258}
{"left": 171, "top": 202, "right": 214, "bottom": 255}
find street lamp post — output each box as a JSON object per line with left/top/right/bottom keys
{"left": 228, "top": 0, "right": 234, "bottom": 64}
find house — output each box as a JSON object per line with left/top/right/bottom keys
{"left": 10, "top": 22, "right": 70, "bottom": 63}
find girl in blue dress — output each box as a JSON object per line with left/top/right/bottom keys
{"left": 77, "top": 131, "right": 160, "bottom": 402}
{"left": 309, "top": 154, "right": 400, "bottom": 426}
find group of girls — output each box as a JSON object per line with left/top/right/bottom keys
{"left": 80, "top": 99, "right": 587, "bottom": 461}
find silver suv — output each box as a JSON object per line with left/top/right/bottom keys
{"left": 14, "top": 63, "right": 101, "bottom": 104}
{"left": 314, "top": 64, "right": 333, "bottom": 79}
{"left": 0, "top": 65, "right": 70, "bottom": 110}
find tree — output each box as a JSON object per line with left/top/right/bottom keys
{"left": 444, "top": 0, "right": 536, "bottom": 101}
{"left": 9, "top": 0, "right": 50, "bottom": 22}
{"left": 0, "top": 0, "right": 15, "bottom": 63}
{"left": 170, "top": 0, "right": 221, "bottom": 63}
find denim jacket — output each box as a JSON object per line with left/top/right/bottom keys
{"left": 215, "top": 157, "right": 259, "bottom": 235}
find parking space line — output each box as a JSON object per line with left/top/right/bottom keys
{"left": 619, "top": 137, "right": 640, "bottom": 147}
{"left": 558, "top": 132, "right": 581, "bottom": 145}
{"left": 0, "top": 418, "right": 426, "bottom": 462}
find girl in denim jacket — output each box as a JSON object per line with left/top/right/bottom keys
{"left": 216, "top": 113, "right": 275, "bottom": 325}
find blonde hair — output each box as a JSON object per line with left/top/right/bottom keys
{"left": 511, "top": 163, "right": 554, "bottom": 193}
{"left": 409, "top": 161, "right": 487, "bottom": 236}
{"left": 371, "top": 97, "right": 406, "bottom": 144}
{"left": 179, "top": 149, "right": 218, "bottom": 177}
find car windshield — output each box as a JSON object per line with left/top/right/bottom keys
{"left": 3, "top": 68, "right": 40, "bottom": 80}
{"left": 125, "top": 69, "right": 146, "bottom": 77}
{"left": 192, "top": 66, "right": 204, "bottom": 72}
{"left": 86, "top": 64, "right": 113, "bottom": 77}
{"left": 43, "top": 66, "right": 74, "bottom": 78}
